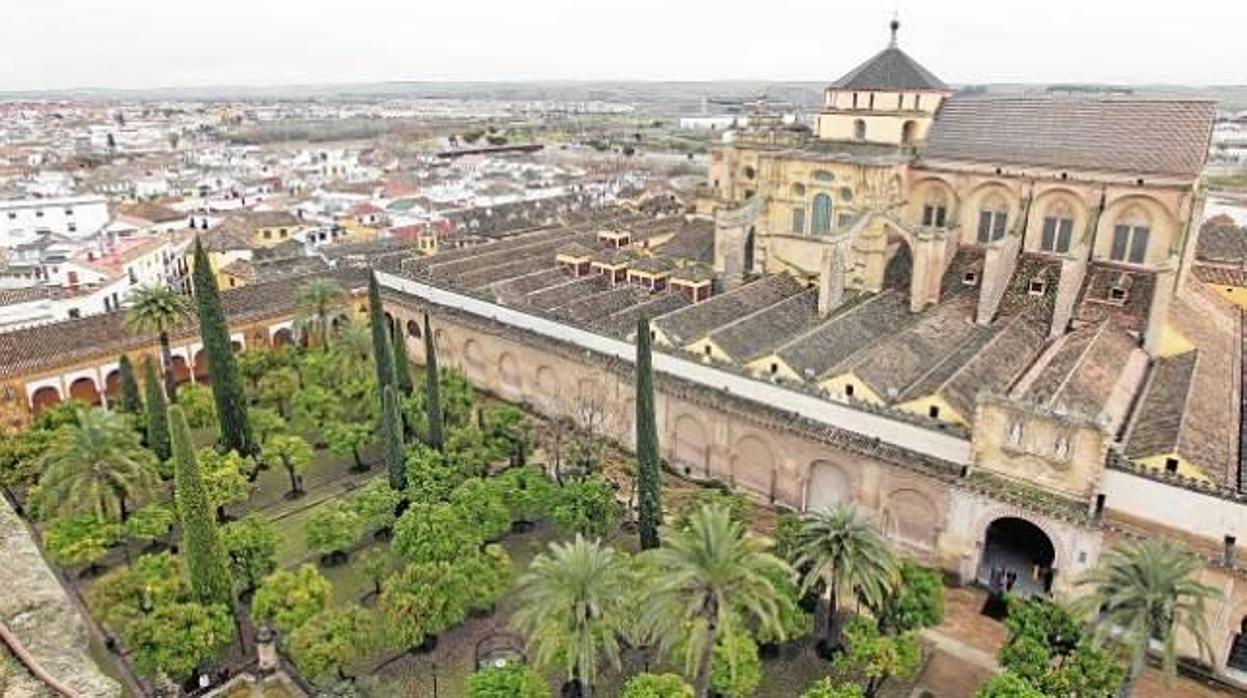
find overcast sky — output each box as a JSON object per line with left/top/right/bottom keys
{"left": 3, "top": 0, "right": 1244, "bottom": 91}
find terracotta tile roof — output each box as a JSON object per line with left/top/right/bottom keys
{"left": 774, "top": 290, "right": 912, "bottom": 380}
{"left": 654, "top": 274, "right": 805, "bottom": 348}
{"left": 1196, "top": 222, "right": 1247, "bottom": 264}
{"left": 1194, "top": 264, "right": 1247, "bottom": 288}
{"left": 199, "top": 221, "right": 254, "bottom": 252}
{"left": 557, "top": 286, "right": 650, "bottom": 324}
{"left": 116, "top": 201, "right": 186, "bottom": 224}
{"left": 829, "top": 46, "right": 948, "bottom": 91}
{"left": 1074, "top": 264, "right": 1156, "bottom": 333}
{"left": 1125, "top": 285, "right": 1241, "bottom": 485}
{"left": 904, "top": 314, "right": 1048, "bottom": 419}
{"left": 708, "top": 289, "right": 819, "bottom": 364}
{"left": 0, "top": 269, "right": 368, "bottom": 378}
{"left": 1019, "top": 321, "right": 1142, "bottom": 420}
{"left": 489, "top": 268, "right": 568, "bottom": 304}
{"left": 523, "top": 275, "right": 609, "bottom": 312}
{"left": 923, "top": 98, "right": 1215, "bottom": 177}
{"left": 656, "top": 220, "right": 715, "bottom": 265}
{"left": 591, "top": 293, "right": 689, "bottom": 339}
{"left": 246, "top": 210, "right": 301, "bottom": 229}
{"left": 850, "top": 294, "right": 983, "bottom": 401}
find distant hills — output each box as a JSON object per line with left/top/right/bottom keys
{"left": 2, "top": 81, "right": 1245, "bottom": 112}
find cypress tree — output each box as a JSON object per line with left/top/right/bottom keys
{"left": 117, "top": 355, "right": 143, "bottom": 416}
{"left": 422, "top": 312, "right": 444, "bottom": 452}
{"left": 191, "top": 238, "right": 255, "bottom": 455}
{"left": 368, "top": 273, "right": 395, "bottom": 394}
{"left": 143, "top": 357, "right": 171, "bottom": 462}
{"left": 392, "top": 323, "right": 414, "bottom": 396}
{"left": 635, "top": 316, "right": 662, "bottom": 550}
{"left": 381, "top": 384, "right": 406, "bottom": 491}
{"left": 170, "top": 404, "right": 234, "bottom": 608}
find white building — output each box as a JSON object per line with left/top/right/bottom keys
{"left": 0, "top": 195, "right": 110, "bottom": 248}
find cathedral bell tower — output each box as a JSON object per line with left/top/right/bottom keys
{"left": 815, "top": 20, "right": 952, "bottom": 147}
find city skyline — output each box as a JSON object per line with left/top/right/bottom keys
{"left": 3, "top": 0, "right": 1245, "bottom": 91}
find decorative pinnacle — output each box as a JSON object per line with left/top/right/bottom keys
{"left": 889, "top": 14, "right": 900, "bottom": 47}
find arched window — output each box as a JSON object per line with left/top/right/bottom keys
{"left": 811, "top": 193, "right": 833, "bottom": 236}
{"left": 744, "top": 227, "right": 756, "bottom": 271}
{"left": 790, "top": 183, "right": 806, "bottom": 197}
{"left": 1040, "top": 200, "right": 1075, "bottom": 254}
{"left": 922, "top": 187, "right": 948, "bottom": 228}
{"left": 976, "top": 193, "right": 1009, "bottom": 243}
{"left": 1110, "top": 207, "right": 1151, "bottom": 264}
{"left": 853, "top": 119, "right": 867, "bottom": 141}
{"left": 901, "top": 120, "right": 917, "bottom": 146}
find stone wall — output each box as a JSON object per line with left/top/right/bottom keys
{"left": 0, "top": 496, "right": 121, "bottom": 698}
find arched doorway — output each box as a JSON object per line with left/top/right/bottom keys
{"left": 193, "top": 350, "right": 211, "bottom": 384}
{"left": 171, "top": 356, "right": 192, "bottom": 385}
{"left": 104, "top": 370, "right": 122, "bottom": 401}
{"left": 273, "top": 328, "right": 294, "bottom": 348}
{"left": 69, "top": 377, "right": 101, "bottom": 406}
{"left": 883, "top": 235, "right": 913, "bottom": 292}
{"left": 31, "top": 386, "right": 62, "bottom": 414}
{"left": 978, "top": 517, "right": 1057, "bottom": 597}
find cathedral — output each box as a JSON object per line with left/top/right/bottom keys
{"left": 6, "top": 22, "right": 1247, "bottom": 686}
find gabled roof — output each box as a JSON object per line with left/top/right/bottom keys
{"left": 829, "top": 46, "right": 948, "bottom": 92}
{"left": 922, "top": 97, "right": 1216, "bottom": 178}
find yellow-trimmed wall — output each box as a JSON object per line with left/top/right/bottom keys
{"left": 1209, "top": 285, "right": 1247, "bottom": 310}
{"left": 1136, "top": 453, "right": 1212, "bottom": 484}
{"left": 1155, "top": 324, "right": 1196, "bottom": 358}
{"left": 897, "top": 394, "right": 968, "bottom": 427}
{"left": 744, "top": 354, "right": 802, "bottom": 382}
{"left": 820, "top": 371, "right": 884, "bottom": 406}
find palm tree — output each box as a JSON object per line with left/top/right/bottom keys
{"left": 794, "top": 503, "right": 897, "bottom": 653}
{"left": 1077, "top": 539, "right": 1218, "bottom": 697}
{"left": 32, "top": 407, "right": 161, "bottom": 523}
{"left": 641, "top": 504, "right": 791, "bottom": 698}
{"left": 295, "top": 278, "right": 348, "bottom": 348}
{"left": 331, "top": 319, "right": 373, "bottom": 376}
{"left": 125, "top": 285, "right": 193, "bottom": 398}
{"left": 511, "top": 535, "right": 633, "bottom": 696}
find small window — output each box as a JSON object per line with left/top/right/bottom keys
{"left": 928, "top": 405, "right": 940, "bottom": 419}
{"left": 791, "top": 207, "right": 805, "bottom": 234}
{"left": 845, "top": 384, "right": 855, "bottom": 398}
{"left": 1109, "top": 287, "right": 1127, "bottom": 303}
{"left": 35, "top": 210, "right": 44, "bottom": 218}
{"left": 1054, "top": 436, "right": 1070, "bottom": 460}
{"left": 1164, "top": 457, "right": 1179, "bottom": 473}
{"left": 770, "top": 363, "right": 778, "bottom": 375}
{"left": 1028, "top": 279, "right": 1047, "bottom": 296}
{"left": 406, "top": 320, "right": 421, "bottom": 338}
{"left": 64, "top": 208, "right": 74, "bottom": 216}
{"left": 703, "top": 345, "right": 711, "bottom": 356}
{"left": 1009, "top": 421, "right": 1023, "bottom": 446}
{"left": 853, "top": 119, "right": 867, "bottom": 141}
{"left": 6, "top": 212, "right": 14, "bottom": 220}
{"left": 68, "top": 308, "right": 80, "bottom": 318}
{"left": 962, "top": 271, "right": 978, "bottom": 286}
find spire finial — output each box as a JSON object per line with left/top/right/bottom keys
{"left": 889, "top": 13, "right": 900, "bottom": 47}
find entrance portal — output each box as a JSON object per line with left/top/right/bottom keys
{"left": 977, "top": 517, "right": 1056, "bottom": 597}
